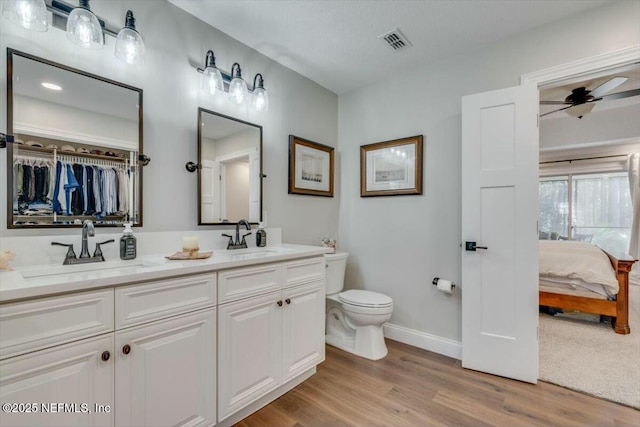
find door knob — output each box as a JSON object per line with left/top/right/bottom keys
{"left": 122, "top": 344, "right": 131, "bottom": 355}
{"left": 277, "top": 300, "right": 283, "bottom": 307}
{"left": 285, "top": 298, "right": 291, "bottom": 305}
{"left": 465, "top": 241, "right": 488, "bottom": 251}
{"left": 101, "top": 351, "right": 110, "bottom": 361}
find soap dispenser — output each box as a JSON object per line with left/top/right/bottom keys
{"left": 256, "top": 222, "right": 267, "bottom": 247}
{"left": 120, "top": 222, "right": 137, "bottom": 260}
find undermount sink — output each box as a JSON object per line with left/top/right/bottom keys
{"left": 18, "top": 259, "right": 163, "bottom": 280}
{"left": 226, "top": 246, "right": 293, "bottom": 260}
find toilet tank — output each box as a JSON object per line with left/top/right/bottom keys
{"left": 324, "top": 252, "right": 349, "bottom": 295}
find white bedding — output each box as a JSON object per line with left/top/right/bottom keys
{"left": 539, "top": 240, "right": 619, "bottom": 296}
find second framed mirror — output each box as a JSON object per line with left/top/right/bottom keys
{"left": 197, "top": 108, "right": 262, "bottom": 225}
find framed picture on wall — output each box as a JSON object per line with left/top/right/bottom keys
{"left": 360, "top": 135, "right": 423, "bottom": 197}
{"left": 288, "top": 135, "right": 334, "bottom": 197}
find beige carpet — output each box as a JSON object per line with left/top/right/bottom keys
{"left": 539, "top": 284, "right": 640, "bottom": 409}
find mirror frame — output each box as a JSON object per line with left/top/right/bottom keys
{"left": 197, "top": 108, "right": 263, "bottom": 225}
{"left": 6, "top": 48, "right": 144, "bottom": 229}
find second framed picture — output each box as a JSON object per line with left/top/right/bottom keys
{"left": 288, "top": 135, "right": 334, "bottom": 197}
{"left": 360, "top": 135, "right": 423, "bottom": 197}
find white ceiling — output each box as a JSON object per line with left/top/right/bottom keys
{"left": 169, "top": 0, "right": 611, "bottom": 95}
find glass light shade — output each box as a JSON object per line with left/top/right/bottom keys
{"left": 229, "top": 77, "right": 248, "bottom": 105}
{"left": 565, "top": 103, "right": 595, "bottom": 118}
{"left": 200, "top": 66, "right": 224, "bottom": 95}
{"left": 66, "top": 6, "right": 104, "bottom": 49}
{"left": 252, "top": 87, "right": 269, "bottom": 112}
{"left": 115, "top": 28, "right": 145, "bottom": 64}
{"left": 2, "top": 0, "right": 48, "bottom": 32}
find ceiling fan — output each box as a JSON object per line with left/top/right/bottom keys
{"left": 540, "top": 76, "right": 640, "bottom": 118}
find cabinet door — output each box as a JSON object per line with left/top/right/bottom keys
{"left": 114, "top": 308, "right": 216, "bottom": 427}
{"left": 0, "top": 335, "right": 114, "bottom": 427}
{"left": 217, "top": 292, "right": 281, "bottom": 422}
{"left": 281, "top": 281, "right": 325, "bottom": 382}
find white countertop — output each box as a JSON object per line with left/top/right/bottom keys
{"left": 0, "top": 244, "right": 329, "bottom": 303}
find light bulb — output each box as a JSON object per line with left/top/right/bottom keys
{"left": 229, "top": 77, "right": 248, "bottom": 105}
{"left": 66, "top": 3, "right": 104, "bottom": 49}
{"left": 252, "top": 86, "right": 269, "bottom": 112}
{"left": 2, "top": 0, "right": 48, "bottom": 31}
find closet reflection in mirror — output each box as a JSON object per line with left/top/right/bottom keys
{"left": 7, "top": 49, "right": 143, "bottom": 228}
{"left": 198, "top": 108, "right": 262, "bottom": 224}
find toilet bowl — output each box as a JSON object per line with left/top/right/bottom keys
{"left": 324, "top": 252, "right": 393, "bottom": 360}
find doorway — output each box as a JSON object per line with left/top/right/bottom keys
{"left": 529, "top": 48, "right": 640, "bottom": 407}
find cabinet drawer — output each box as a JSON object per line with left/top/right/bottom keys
{"left": 283, "top": 257, "right": 325, "bottom": 288}
{"left": 0, "top": 289, "right": 114, "bottom": 360}
{"left": 218, "top": 264, "right": 282, "bottom": 304}
{"left": 115, "top": 273, "right": 216, "bottom": 329}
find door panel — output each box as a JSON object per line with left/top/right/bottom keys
{"left": 461, "top": 84, "right": 539, "bottom": 383}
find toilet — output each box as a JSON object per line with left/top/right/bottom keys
{"left": 324, "top": 252, "right": 393, "bottom": 360}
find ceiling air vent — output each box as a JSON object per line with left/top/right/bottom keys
{"left": 378, "top": 28, "right": 412, "bottom": 52}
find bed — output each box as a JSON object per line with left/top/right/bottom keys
{"left": 538, "top": 240, "right": 637, "bottom": 334}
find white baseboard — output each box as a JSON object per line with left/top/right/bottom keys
{"left": 383, "top": 323, "right": 462, "bottom": 360}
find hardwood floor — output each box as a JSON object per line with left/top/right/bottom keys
{"left": 235, "top": 339, "right": 639, "bottom": 427}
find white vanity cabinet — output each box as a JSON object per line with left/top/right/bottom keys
{"left": 0, "top": 273, "right": 217, "bottom": 427}
{"left": 113, "top": 273, "right": 217, "bottom": 427}
{"left": 0, "top": 249, "right": 326, "bottom": 427}
{"left": 114, "top": 308, "right": 216, "bottom": 427}
{"left": 0, "top": 334, "right": 114, "bottom": 427}
{"left": 217, "top": 257, "right": 325, "bottom": 422}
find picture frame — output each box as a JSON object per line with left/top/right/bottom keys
{"left": 360, "top": 135, "right": 423, "bottom": 197}
{"left": 288, "top": 135, "right": 334, "bottom": 197}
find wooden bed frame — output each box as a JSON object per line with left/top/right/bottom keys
{"left": 539, "top": 251, "right": 637, "bottom": 334}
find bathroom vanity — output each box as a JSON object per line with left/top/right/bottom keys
{"left": 0, "top": 245, "right": 327, "bottom": 427}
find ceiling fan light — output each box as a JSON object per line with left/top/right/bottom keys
{"left": 2, "top": 0, "right": 48, "bottom": 32}
{"left": 565, "top": 103, "right": 595, "bottom": 119}
{"left": 66, "top": 0, "right": 104, "bottom": 49}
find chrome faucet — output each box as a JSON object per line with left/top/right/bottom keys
{"left": 51, "top": 219, "right": 115, "bottom": 265}
{"left": 222, "top": 219, "right": 252, "bottom": 250}
{"left": 80, "top": 220, "right": 95, "bottom": 258}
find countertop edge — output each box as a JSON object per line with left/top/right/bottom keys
{"left": 0, "top": 245, "right": 331, "bottom": 304}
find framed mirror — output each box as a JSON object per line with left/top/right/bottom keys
{"left": 198, "top": 108, "right": 262, "bottom": 224}
{"left": 6, "top": 49, "right": 143, "bottom": 228}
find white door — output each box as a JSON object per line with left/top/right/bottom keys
{"left": 0, "top": 335, "right": 114, "bottom": 427}
{"left": 201, "top": 160, "right": 220, "bottom": 222}
{"left": 281, "top": 282, "right": 325, "bottom": 382}
{"left": 217, "top": 292, "right": 281, "bottom": 422}
{"left": 115, "top": 309, "right": 216, "bottom": 427}
{"left": 461, "top": 84, "right": 539, "bottom": 383}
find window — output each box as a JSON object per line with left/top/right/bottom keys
{"left": 539, "top": 171, "right": 632, "bottom": 255}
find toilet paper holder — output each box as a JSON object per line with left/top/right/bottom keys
{"left": 432, "top": 277, "right": 455, "bottom": 290}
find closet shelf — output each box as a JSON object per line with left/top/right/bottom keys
{"left": 14, "top": 144, "right": 129, "bottom": 163}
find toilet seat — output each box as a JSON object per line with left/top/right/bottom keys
{"left": 338, "top": 289, "right": 392, "bottom": 308}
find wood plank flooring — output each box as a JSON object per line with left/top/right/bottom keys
{"left": 235, "top": 339, "right": 639, "bottom": 427}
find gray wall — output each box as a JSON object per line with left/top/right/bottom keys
{"left": 0, "top": 0, "right": 339, "bottom": 243}
{"left": 337, "top": 1, "right": 640, "bottom": 342}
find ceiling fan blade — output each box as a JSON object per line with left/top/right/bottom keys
{"left": 540, "top": 105, "right": 572, "bottom": 117}
{"left": 540, "top": 100, "right": 570, "bottom": 105}
{"left": 589, "top": 76, "right": 628, "bottom": 98}
{"left": 597, "top": 88, "right": 640, "bottom": 101}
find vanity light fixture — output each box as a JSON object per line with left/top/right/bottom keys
{"left": 196, "top": 54, "right": 269, "bottom": 112}
{"left": 66, "top": 0, "right": 103, "bottom": 49}
{"left": 199, "top": 50, "right": 224, "bottom": 95}
{"left": 114, "top": 10, "right": 145, "bottom": 64}
{"left": 229, "top": 63, "right": 249, "bottom": 105}
{"left": 252, "top": 74, "right": 269, "bottom": 112}
{"left": 4, "top": 0, "right": 145, "bottom": 64}
{"left": 2, "top": 0, "right": 48, "bottom": 31}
